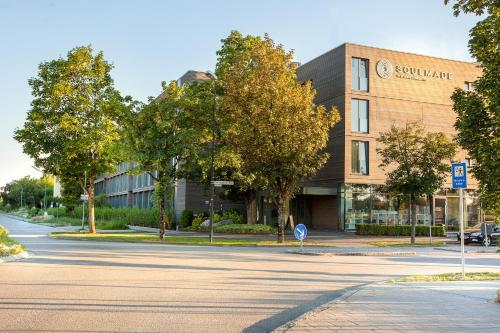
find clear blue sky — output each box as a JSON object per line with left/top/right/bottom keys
{"left": 0, "top": 0, "right": 481, "bottom": 187}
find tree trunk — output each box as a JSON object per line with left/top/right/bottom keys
{"left": 276, "top": 195, "right": 290, "bottom": 243}
{"left": 410, "top": 195, "right": 416, "bottom": 244}
{"left": 159, "top": 195, "right": 166, "bottom": 240}
{"left": 244, "top": 189, "right": 257, "bottom": 224}
{"left": 88, "top": 176, "right": 96, "bottom": 234}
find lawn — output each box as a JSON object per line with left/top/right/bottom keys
{"left": 0, "top": 226, "right": 24, "bottom": 257}
{"left": 50, "top": 232, "right": 336, "bottom": 247}
{"left": 390, "top": 272, "right": 500, "bottom": 283}
{"left": 369, "top": 240, "right": 446, "bottom": 247}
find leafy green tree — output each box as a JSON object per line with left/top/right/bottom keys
{"left": 122, "top": 81, "right": 201, "bottom": 239}
{"left": 221, "top": 34, "right": 340, "bottom": 242}
{"left": 1, "top": 176, "right": 53, "bottom": 209}
{"left": 377, "top": 123, "right": 458, "bottom": 243}
{"left": 14, "top": 46, "right": 127, "bottom": 233}
{"left": 59, "top": 177, "right": 81, "bottom": 212}
{"left": 445, "top": 0, "right": 500, "bottom": 216}
{"left": 213, "top": 31, "right": 269, "bottom": 225}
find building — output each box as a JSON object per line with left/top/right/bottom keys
{"left": 288, "top": 43, "right": 481, "bottom": 232}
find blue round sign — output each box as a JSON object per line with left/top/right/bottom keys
{"left": 294, "top": 224, "right": 308, "bottom": 241}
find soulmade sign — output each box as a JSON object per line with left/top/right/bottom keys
{"left": 376, "top": 58, "right": 453, "bottom": 82}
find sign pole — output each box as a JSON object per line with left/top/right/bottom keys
{"left": 459, "top": 188, "right": 465, "bottom": 279}
{"left": 452, "top": 162, "right": 467, "bottom": 279}
{"left": 81, "top": 171, "right": 86, "bottom": 231}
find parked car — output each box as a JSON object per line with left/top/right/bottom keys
{"left": 457, "top": 223, "right": 499, "bottom": 246}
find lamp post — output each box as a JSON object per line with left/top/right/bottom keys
{"left": 205, "top": 71, "right": 217, "bottom": 243}
{"left": 20, "top": 186, "right": 23, "bottom": 209}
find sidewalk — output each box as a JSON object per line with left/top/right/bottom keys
{"left": 276, "top": 281, "right": 500, "bottom": 332}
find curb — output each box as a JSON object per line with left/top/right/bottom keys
{"left": 286, "top": 250, "right": 417, "bottom": 256}
{"left": 272, "top": 285, "right": 365, "bottom": 332}
{"left": 434, "top": 247, "right": 498, "bottom": 254}
{"left": 0, "top": 251, "right": 31, "bottom": 263}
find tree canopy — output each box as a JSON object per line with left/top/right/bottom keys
{"left": 377, "top": 122, "right": 458, "bottom": 242}
{"left": 445, "top": 0, "right": 499, "bottom": 216}
{"left": 220, "top": 33, "right": 340, "bottom": 242}
{"left": 14, "top": 46, "right": 128, "bottom": 233}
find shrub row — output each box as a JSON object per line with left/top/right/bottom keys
{"left": 183, "top": 223, "right": 275, "bottom": 234}
{"left": 46, "top": 206, "right": 161, "bottom": 228}
{"left": 355, "top": 224, "right": 445, "bottom": 237}
{"left": 180, "top": 209, "right": 245, "bottom": 228}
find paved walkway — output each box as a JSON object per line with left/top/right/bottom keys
{"left": 278, "top": 281, "right": 500, "bottom": 332}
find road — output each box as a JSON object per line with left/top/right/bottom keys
{"left": 1, "top": 214, "right": 499, "bottom": 333}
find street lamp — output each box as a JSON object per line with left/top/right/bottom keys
{"left": 205, "top": 71, "right": 217, "bottom": 243}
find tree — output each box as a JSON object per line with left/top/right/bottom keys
{"left": 122, "top": 81, "right": 201, "bottom": 239}
{"left": 377, "top": 123, "right": 458, "bottom": 243}
{"left": 445, "top": 0, "right": 500, "bottom": 216}
{"left": 14, "top": 46, "right": 127, "bottom": 233}
{"left": 214, "top": 31, "right": 264, "bottom": 224}
{"left": 59, "top": 177, "right": 81, "bottom": 212}
{"left": 221, "top": 34, "right": 340, "bottom": 242}
{"left": 0, "top": 176, "right": 53, "bottom": 208}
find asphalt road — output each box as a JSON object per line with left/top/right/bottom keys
{"left": 1, "top": 214, "right": 499, "bottom": 333}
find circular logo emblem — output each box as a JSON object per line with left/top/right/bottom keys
{"left": 376, "top": 59, "right": 393, "bottom": 79}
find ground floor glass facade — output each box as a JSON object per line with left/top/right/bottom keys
{"left": 339, "top": 184, "right": 480, "bottom": 231}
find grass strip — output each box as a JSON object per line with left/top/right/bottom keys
{"left": 389, "top": 272, "right": 500, "bottom": 283}
{"left": 50, "top": 232, "right": 336, "bottom": 247}
{"left": 369, "top": 240, "right": 446, "bottom": 247}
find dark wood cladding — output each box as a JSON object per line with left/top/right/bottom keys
{"left": 297, "top": 43, "right": 481, "bottom": 189}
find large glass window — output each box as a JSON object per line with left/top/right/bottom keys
{"left": 352, "top": 58, "right": 368, "bottom": 91}
{"left": 351, "top": 141, "right": 369, "bottom": 175}
{"left": 351, "top": 99, "right": 368, "bottom": 133}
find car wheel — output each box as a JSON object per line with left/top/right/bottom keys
{"left": 482, "top": 236, "right": 492, "bottom": 247}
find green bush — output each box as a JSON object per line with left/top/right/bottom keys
{"left": 213, "top": 224, "right": 275, "bottom": 234}
{"left": 1, "top": 204, "right": 13, "bottom": 212}
{"left": 192, "top": 216, "right": 205, "bottom": 228}
{"left": 29, "top": 207, "right": 39, "bottom": 217}
{"left": 355, "top": 224, "right": 445, "bottom": 237}
{"left": 180, "top": 209, "right": 194, "bottom": 228}
{"left": 222, "top": 209, "right": 244, "bottom": 224}
{"left": 0, "top": 225, "right": 24, "bottom": 257}
{"left": 94, "top": 193, "right": 110, "bottom": 208}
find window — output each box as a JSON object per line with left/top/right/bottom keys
{"left": 464, "top": 81, "right": 473, "bottom": 91}
{"left": 351, "top": 99, "right": 369, "bottom": 133}
{"left": 465, "top": 158, "right": 473, "bottom": 167}
{"left": 351, "top": 141, "right": 369, "bottom": 175}
{"left": 352, "top": 58, "right": 368, "bottom": 91}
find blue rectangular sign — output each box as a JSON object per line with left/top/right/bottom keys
{"left": 452, "top": 162, "right": 467, "bottom": 189}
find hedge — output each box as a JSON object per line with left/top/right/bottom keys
{"left": 46, "top": 206, "right": 161, "bottom": 228}
{"left": 355, "top": 224, "right": 445, "bottom": 237}
{"left": 183, "top": 224, "right": 275, "bottom": 234}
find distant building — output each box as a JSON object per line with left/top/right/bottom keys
{"left": 53, "top": 176, "right": 62, "bottom": 198}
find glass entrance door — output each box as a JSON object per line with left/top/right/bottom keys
{"left": 434, "top": 198, "right": 446, "bottom": 227}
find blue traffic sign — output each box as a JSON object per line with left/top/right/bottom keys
{"left": 294, "top": 224, "right": 308, "bottom": 241}
{"left": 452, "top": 162, "right": 467, "bottom": 189}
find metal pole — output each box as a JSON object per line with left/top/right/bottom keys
{"left": 459, "top": 188, "right": 465, "bottom": 279}
{"left": 209, "top": 79, "right": 216, "bottom": 243}
{"left": 429, "top": 195, "right": 433, "bottom": 244}
{"left": 44, "top": 183, "right": 47, "bottom": 215}
{"left": 81, "top": 172, "right": 86, "bottom": 230}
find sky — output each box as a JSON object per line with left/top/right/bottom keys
{"left": 0, "top": 0, "right": 482, "bottom": 187}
